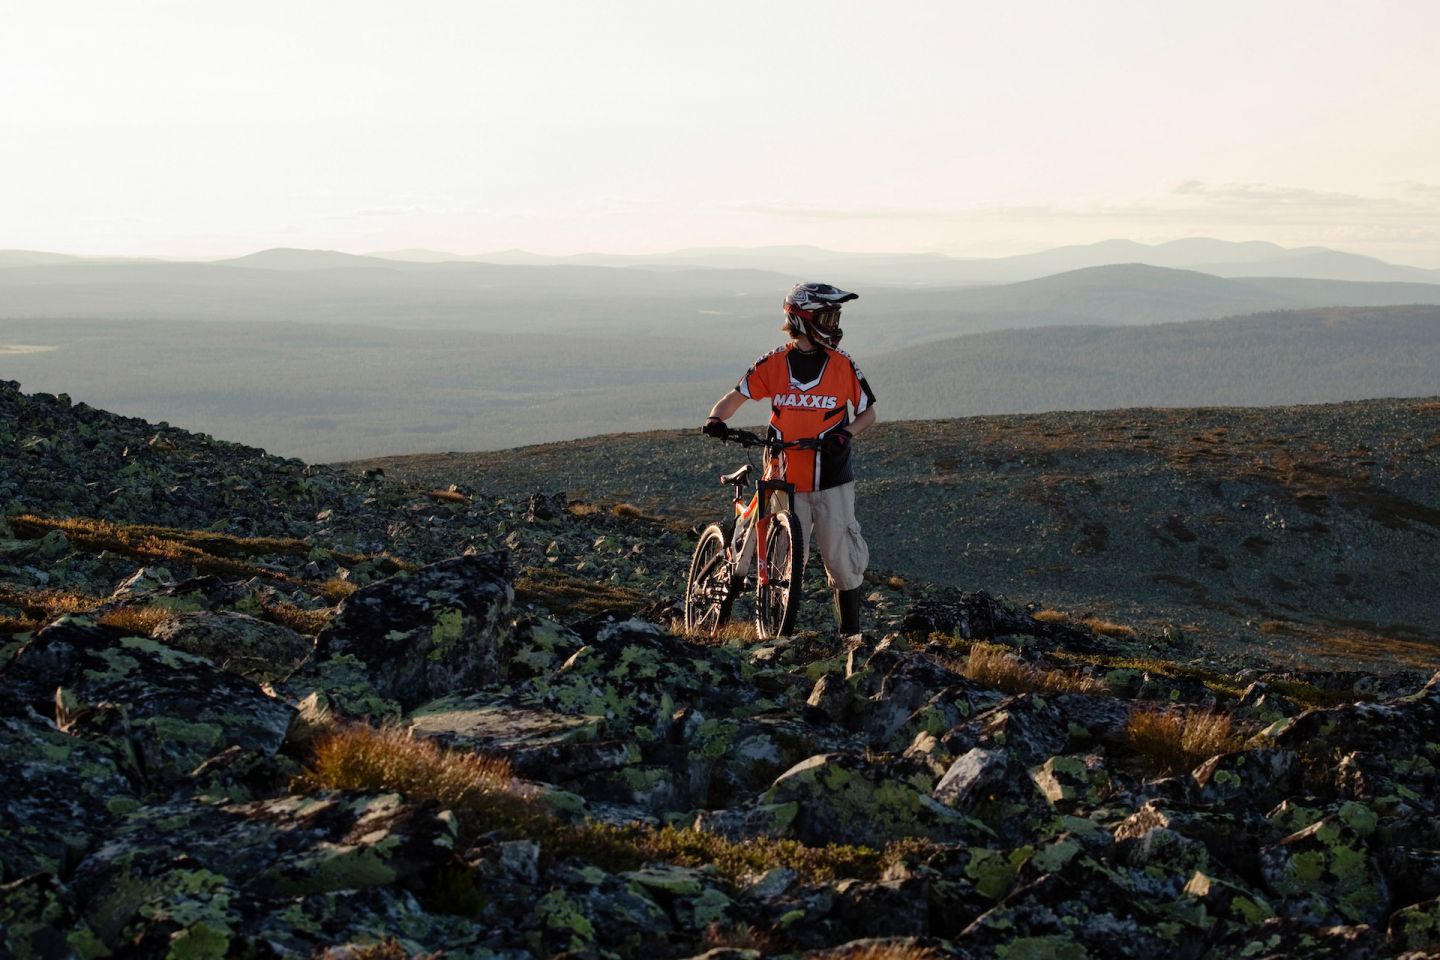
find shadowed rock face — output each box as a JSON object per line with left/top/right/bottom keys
{"left": 3, "top": 382, "right": 1440, "bottom": 958}
{"left": 315, "top": 552, "right": 512, "bottom": 709}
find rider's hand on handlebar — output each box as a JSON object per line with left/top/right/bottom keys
{"left": 702, "top": 417, "right": 728, "bottom": 440}
{"left": 822, "top": 428, "right": 852, "bottom": 455}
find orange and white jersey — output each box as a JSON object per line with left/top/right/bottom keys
{"left": 737, "top": 343, "right": 876, "bottom": 493}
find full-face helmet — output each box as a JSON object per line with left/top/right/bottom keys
{"left": 783, "top": 282, "right": 858, "bottom": 349}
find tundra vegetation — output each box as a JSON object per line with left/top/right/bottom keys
{"left": 1, "top": 379, "right": 1438, "bottom": 959}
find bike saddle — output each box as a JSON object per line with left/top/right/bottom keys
{"left": 719, "top": 464, "right": 752, "bottom": 487}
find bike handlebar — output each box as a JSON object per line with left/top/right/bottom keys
{"left": 715, "top": 427, "right": 822, "bottom": 451}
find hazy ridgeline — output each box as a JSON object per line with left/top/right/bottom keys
{"left": 1, "top": 248, "right": 1439, "bottom": 460}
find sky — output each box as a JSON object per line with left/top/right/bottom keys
{"left": 3, "top": 0, "right": 1439, "bottom": 265}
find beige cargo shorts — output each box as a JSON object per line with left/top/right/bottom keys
{"left": 781, "top": 480, "right": 869, "bottom": 592}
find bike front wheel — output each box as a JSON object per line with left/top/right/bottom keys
{"left": 684, "top": 523, "right": 734, "bottom": 636}
{"left": 755, "top": 510, "right": 802, "bottom": 639}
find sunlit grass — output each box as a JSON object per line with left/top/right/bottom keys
{"left": 960, "top": 641, "right": 1106, "bottom": 696}
{"left": 1126, "top": 706, "right": 1246, "bottom": 775}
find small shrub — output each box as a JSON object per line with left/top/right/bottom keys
{"left": 611, "top": 502, "right": 645, "bottom": 519}
{"left": 1126, "top": 707, "right": 1245, "bottom": 774}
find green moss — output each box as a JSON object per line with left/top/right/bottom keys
{"left": 165, "top": 923, "right": 230, "bottom": 960}
{"left": 426, "top": 608, "right": 465, "bottom": 662}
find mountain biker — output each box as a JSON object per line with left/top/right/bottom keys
{"left": 702, "top": 282, "right": 877, "bottom": 638}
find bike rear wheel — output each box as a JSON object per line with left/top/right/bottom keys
{"left": 684, "top": 524, "right": 733, "bottom": 636}
{"left": 755, "top": 510, "right": 802, "bottom": 639}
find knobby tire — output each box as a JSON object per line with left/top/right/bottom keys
{"left": 756, "top": 510, "right": 802, "bottom": 639}
{"left": 684, "top": 524, "right": 733, "bottom": 636}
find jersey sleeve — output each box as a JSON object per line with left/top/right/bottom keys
{"left": 842, "top": 352, "right": 875, "bottom": 413}
{"left": 737, "top": 352, "right": 779, "bottom": 400}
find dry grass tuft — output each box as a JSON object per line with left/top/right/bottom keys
{"left": 426, "top": 489, "right": 470, "bottom": 505}
{"left": 1029, "top": 608, "right": 1135, "bottom": 637}
{"left": 610, "top": 502, "right": 645, "bottom": 519}
{"left": 308, "top": 726, "right": 525, "bottom": 839}
{"left": 262, "top": 602, "right": 333, "bottom": 636}
{"left": 1078, "top": 617, "right": 1136, "bottom": 638}
{"left": 962, "top": 642, "right": 1106, "bottom": 697}
{"left": 0, "top": 615, "right": 38, "bottom": 635}
{"left": 96, "top": 605, "right": 177, "bottom": 636}
{"left": 703, "top": 921, "right": 774, "bottom": 954}
{"left": 1126, "top": 707, "right": 1246, "bottom": 774}
{"left": 812, "top": 947, "right": 939, "bottom": 960}
{"left": 672, "top": 618, "right": 759, "bottom": 646}
{"left": 319, "top": 578, "right": 358, "bottom": 604}
{"left": 514, "top": 566, "right": 649, "bottom": 620}
{"left": 0, "top": 585, "right": 95, "bottom": 620}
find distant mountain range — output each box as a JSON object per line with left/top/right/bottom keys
{"left": 4, "top": 237, "right": 1438, "bottom": 286}
{"left": 368, "top": 238, "right": 1440, "bottom": 285}
{"left": 3, "top": 250, "right": 1439, "bottom": 355}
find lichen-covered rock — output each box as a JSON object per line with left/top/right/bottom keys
{"left": 829, "top": 878, "right": 931, "bottom": 939}
{"left": 0, "top": 872, "right": 106, "bottom": 960}
{"left": 277, "top": 654, "right": 403, "bottom": 722}
{"left": 933, "top": 748, "right": 1052, "bottom": 845}
{"left": 516, "top": 619, "right": 754, "bottom": 742}
{"left": 1200, "top": 917, "right": 1385, "bottom": 959}
{"left": 151, "top": 610, "right": 313, "bottom": 682}
{"left": 1260, "top": 673, "right": 1440, "bottom": 803}
{"left": 1, "top": 616, "right": 295, "bottom": 791}
{"left": 1236, "top": 681, "right": 1302, "bottom": 724}
{"left": 1192, "top": 749, "right": 1301, "bottom": 811}
{"left": 0, "top": 690, "right": 137, "bottom": 881}
{"left": 1259, "top": 807, "right": 1391, "bottom": 926}
{"left": 938, "top": 693, "right": 1072, "bottom": 769}
{"left": 315, "top": 552, "right": 513, "bottom": 710}
{"left": 959, "top": 869, "right": 1180, "bottom": 959}
{"left": 409, "top": 692, "right": 605, "bottom": 757}
{"left": 504, "top": 615, "right": 586, "bottom": 681}
{"left": 1388, "top": 894, "right": 1440, "bottom": 955}
{"left": 1030, "top": 753, "right": 1114, "bottom": 812}
{"left": 1114, "top": 800, "right": 1283, "bottom": 885}
{"left": 685, "top": 712, "right": 848, "bottom": 809}
{"left": 764, "top": 753, "right": 974, "bottom": 847}
{"left": 248, "top": 885, "right": 506, "bottom": 958}
{"left": 69, "top": 791, "right": 457, "bottom": 951}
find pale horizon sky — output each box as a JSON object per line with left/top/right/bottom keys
{"left": 3, "top": 1, "right": 1439, "bottom": 266}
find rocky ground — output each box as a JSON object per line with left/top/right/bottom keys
{"left": 346, "top": 397, "right": 1440, "bottom": 675}
{"left": 3, "top": 379, "right": 1440, "bottom": 959}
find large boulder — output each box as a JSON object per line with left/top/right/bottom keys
{"left": 152, "top": 610, "right": 312, "bottom": 683}
{"left": 0, "top": 689, "right": 137, "bottom": 882}
{"left": 314, "top": 552, "right": 513, "bottom": 710}
{"left": 1, "top": 617, "right": 295, "bottom": 790}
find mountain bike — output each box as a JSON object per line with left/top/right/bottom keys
{"left": 685, "top": 427, "right": 818, "bottom": 639}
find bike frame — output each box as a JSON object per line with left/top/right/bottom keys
{"left": 732, "top": 462, "right": 796, "bottom": 588}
